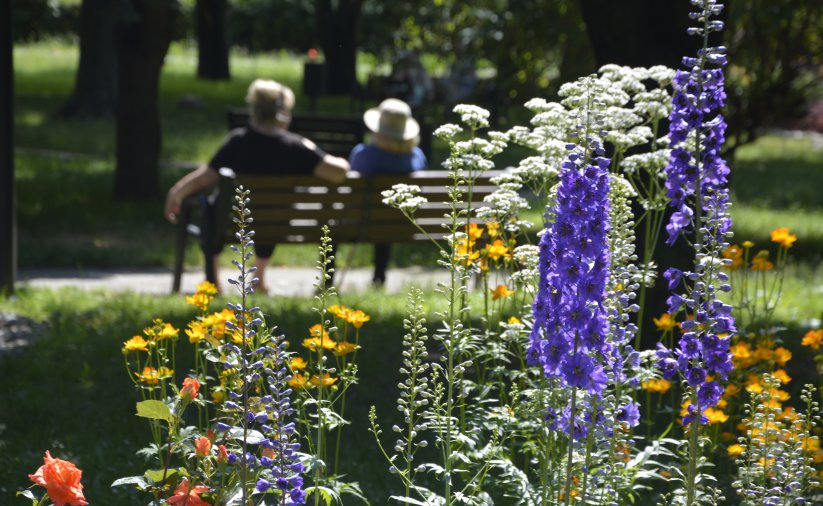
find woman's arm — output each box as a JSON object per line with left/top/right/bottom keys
{"left": 164, "top": 165, "right": 220, "bottom": 223}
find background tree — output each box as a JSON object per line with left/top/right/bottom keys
{"left": 196, "top": 0, "right": 230, "bottom": 80}
{"left": 316, "top": 0, "right": 362, "bottom": 95}
{"left": 114, "top": 0, "right": 178, "bottom": 200}
{"left": 59, "top": 0, "right": 127, "bottom": 118}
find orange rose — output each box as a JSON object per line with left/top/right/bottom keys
{"left": 180, "top": 377, "right": 201, "bottom": 401}
{"left": 195, "top": 436, "right": 211, "bottom": 457}
{"left": 168, "top": 478, "right": 211, "bottom": 506}
{"left": 28, "top": 451, "right": 88, "bottom": 506}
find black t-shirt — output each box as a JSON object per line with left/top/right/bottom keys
{"left": 208, "top": 127, "right": 326, "bottom": 175}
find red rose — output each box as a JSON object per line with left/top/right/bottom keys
{"left": 28, "top": 451, "right": 89, "bottom": 506}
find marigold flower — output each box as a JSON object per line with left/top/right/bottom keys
{"left": 310, "top": 372, "right": 338, "bottom": 388}
{"left": 195, "top": 281, "right": 218, "bottom": 296}
{"left": 485, "top": 239, "right": 511, "bottom": 261}
{"left": 465, "top": 223, "right": 484, "bottom": 241}
{"left": 185, "top": 322, "right": 207, "bottom": 344}
{"left": 491, "top": 284, "right": 514, "bottom": 300}
{"left": 727, "top": 444, "right": 744, "bottom": 458}
{"left": 346, "top": 309, "right": 371, "bottom": 329}
{"left": 770, "top": 227, "right": 797, "bottom": 248}
{"left": 721, "top": 245, "right": 743, "bottom": 270}
{"left": 751, "top": 250, "right": 774, "bottom": 271}
{"left": 180, "top": 377, "right": 200, "bottom": 400}
{"left": 334, "top": 341, "right": 357, "bottom": 357}
{"left": 801, "top": 329, "right": 823, "bottom": 350}
{"left": 289, "top": 373, "right": 310, "bottom": 389}
{"left": 167, "top": 478, "right": 210, "bottom": 506}
{"left": 653, "top": 313, "right": 678, "bottom": 332}
{"left": 641, "top": 377, "right": 672, "bottom": 394}
{"left": 773, "top": 346, "right": 791, "bottom": 366}
{"left": 194, "top": 436, "right": 211, "bottom": 457}
{"left": 288, "top": 356, "right": 307, "bottom": 370}
{"left": 123, "top": 335, "right": 149, "bottom": 352}
{"left": 28, "top": 451, "right": 88, "bottom": 506}
{"left": 186, "top": 292, "right": 212, "bottom": 312}
{"left": 328, "top": 304, "right": 351, "bottom": 320}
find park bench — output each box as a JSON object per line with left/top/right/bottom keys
{"left": 171, "top": 168, "right": 505, "bottom": 292}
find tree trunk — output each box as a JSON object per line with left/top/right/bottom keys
{"left": 114, "top": 0, "right": 176, "bottom": 200}
{"left": 316, "top": 0, "right": 362, "bottom": 95}
{"left": 58, "top": 0, "right": 122, "bottom": 118}
{"left": 579, "top": 0, "right": 695, "bottom": 69}
{"left": 196, "top": 0, "right": 230, "bottom": 80}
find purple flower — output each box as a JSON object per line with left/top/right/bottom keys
{"left": 616, "top": 402, "right": 640, "bottom": 427}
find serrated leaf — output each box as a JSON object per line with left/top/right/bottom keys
{"left": 111, "top": 475, "right": 149, "bottom": 490}
{"left": 135, "top": 400, "right": 173, "bottom": 422}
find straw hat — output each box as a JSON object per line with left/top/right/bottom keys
{"left": 363, "top": 98, "right": 420, "bottom": 141}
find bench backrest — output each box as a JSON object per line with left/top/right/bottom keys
{"left": 214, "top": 169, "right": 505, "bottom": 245}
{"left": 226, "top": 107, "right": 365, "bottom": 159}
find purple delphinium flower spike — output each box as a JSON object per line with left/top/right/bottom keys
{"left": 660, "top": 0, "right": 735, "bottom": 425}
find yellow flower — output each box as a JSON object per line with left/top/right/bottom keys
{"left": 211, "top": 389, "right": 225, "bottom": 403}
{"left": 722, "top": 245, "right": 743, "bottom": 270}
{"left": 196, "top": 281, "right": 218, "bottom": 296}
{"left": 123, "top": 335, "right": 149, "bottom": 352}
{"left": 801, "top": 329, "right": 823, "bottom": 350}
{"left": 485, "top": 220, "right": 500, "bottom": 238}
{"left": 328, "top": 304, "right": 352, "bottom": 321}
{"left": 780, "top": 406, "right": 799, "bottom": 422}
{"left": 454, "top": 237, "right": 479, "bottom": 265}
{"left": 653, "top": 313, "right": 678, "bottom": 332}
{"left": 302, "top": 336, "right": 336, "bottom": 351}
{"left": 334, "top": 341, "right": 357, "bottom": 357}
{"left": 289, "top": 356, "right": 307, "bottom": 370}
{"left": 465, "top": 223, "right": 484, "bottom": 241}
{"left": 308, "top": 323, "right": 329, "bottom": 340}
{"left": 186, "top": 322, "right": 207, "bottom": 344}
{"left": 484, "top": 240, "right": 511, "bottom": 261}
{"left": 730, "top": 341, "right": 755, "bottom": 369}
{"left": 288, "top": 373, "right": 309, "bottom": 390}
{"left": 773, "top": 347, "right": 791, "bottom": 366}
{"left": 186, "top": 292, "right": 212, "bottom": 312}
{"left": 135, "top": 366, "right": 160, "bottom": 384}
{"left": 507, "top": 316, "right": 522, "bottom": 325}
{"left": 770, "top": 227, "right": 797, "bottom": 248}
{"left": 742, "top": 240, "right": 754, "bottom": 249}
{"left": 157, "top": 367, "right": 174, "bottom": 379}
{"left": 640, "top": 378, "right": 672, "bottom": 394}
{"left": 723, "top": 383, "right": 741, "bottom": 398}
{"left": 346, "top": 310, "right": 371, "bottom": 329}
{"left": 751, "top": 250, "right": 774, "bottom": 271}
{"left": 143, "top": 319, "right": 179, "bottom": 341}
{"left": 727, "top": 444, "right": 744, "bottom": 458}
{"left": 491, "top": 284, "right": 514, "bottom": 300}
{"left": 704, "top": 407, "right": 729, "bottom": 425}
{"left": 310, "top": 373, "right": 338, "bottom": 388}
{"left": 772, "top": 369, "right": 791, "bottom": 384}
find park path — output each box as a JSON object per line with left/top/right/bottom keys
{"left": 16, "top": 266, "right": 450, "bottom": 297}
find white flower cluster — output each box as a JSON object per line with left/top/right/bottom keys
{"left": 620, "top": 148, "right": 671, "bottom": 178}
{"left": 433, "top": 123, "right": 463, "bottom": 141}
{"left": 381, "top": 184, "right": 427, "bottom": 213}
{"left": 452, "top": 104, "right": 490, "bottom": 130}
{"left": 509, "top": 244, "right": 540, "bottom": 288}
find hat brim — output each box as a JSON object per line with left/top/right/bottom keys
{"left": 363, "top": 108, "right": 420, "bottom": 141}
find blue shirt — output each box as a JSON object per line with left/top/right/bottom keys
{"left": 349, "top": 143, "right": 427, "bottom": 175}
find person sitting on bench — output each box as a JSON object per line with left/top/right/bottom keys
{"left": 349, "top": 98, "right": 427, "bottom": 286}
{"left": 164, "top": 79, "right": 350, "bottom": 293}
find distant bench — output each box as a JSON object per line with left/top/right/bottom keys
{"left": 225, "top": 107, "right": 432, "bottom": 159}
{"left": 171, "top": 168, "right": 504, "bottom": 292}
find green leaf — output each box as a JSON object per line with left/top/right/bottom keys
{"left": 305, "top": 486, "right": 339, "bottom": 506}
{"left": 111, "top": 475, "right": 149, "bottom": 490}
{"left": 16, "top": 489, "right": 38, "bottom": 503}
{"left": 144, "top": 467, "right": 187, "bottom": 484}
{"left": 135, "top": 400, "right": 173, "bottom": 422}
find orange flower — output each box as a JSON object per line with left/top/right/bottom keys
{"left": 289, "top": 356, "right": 307, "bottom": 370}
{"left": 168, "top": 478, "right": 211, "bottom": 506}
{"left": 217, "top": 444, "right": 229, "bottom": 464}
{"left": 28, "top": 451, "right": 88, "bottom": 506}
{"left": 491, "top": 284, "right": 514, "bottom": 300}
{"left": 310, "top": 372, "right": 338, "bottom": 388}
{"left": 751, "top": 251, "right": 774, "bottom": 271}
{"left": 727, "top": 444, "right": 744, "bottom": 458}
{"left": 465, "top": 223, "right": 484, "bottom": 241}
{"left": 123, "top": 335, "right": 150, "bottom": 352}
{"left": 186, "top": 292, "right": 212, "bottom": 312}
{"left": 346, "top": 309, "right": 371, "bottom": 329}
{"left": 334, "top": 341, "right": 357, "bottom": 357}
{"left": 195, "top": 281, "right": 218, "bottom": 296}
{"left": 640, "top": 378, "right": 672, "bottom": 394}
{"left": 180, "top": 377, "right": 201, "bottom": 401}
{"left": 485, "top": 240, "right": 511, "bottom": 261}
{"left": 722, "top": 245, "right": 743, "bottom": 270}
{"left": 195, "top": 436, "right": 211, "bottom": 457}
{"left": 802, "top": 329, "right": 823, "bottom": 350}
{"left": 773, "top": 347, "right": 792, "bottom": 366}
{"left": 770, "top": 227, "right": 797, "bottom": 248}
{"left": 288, "top": 373, "right": 309, "bottom": 390}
